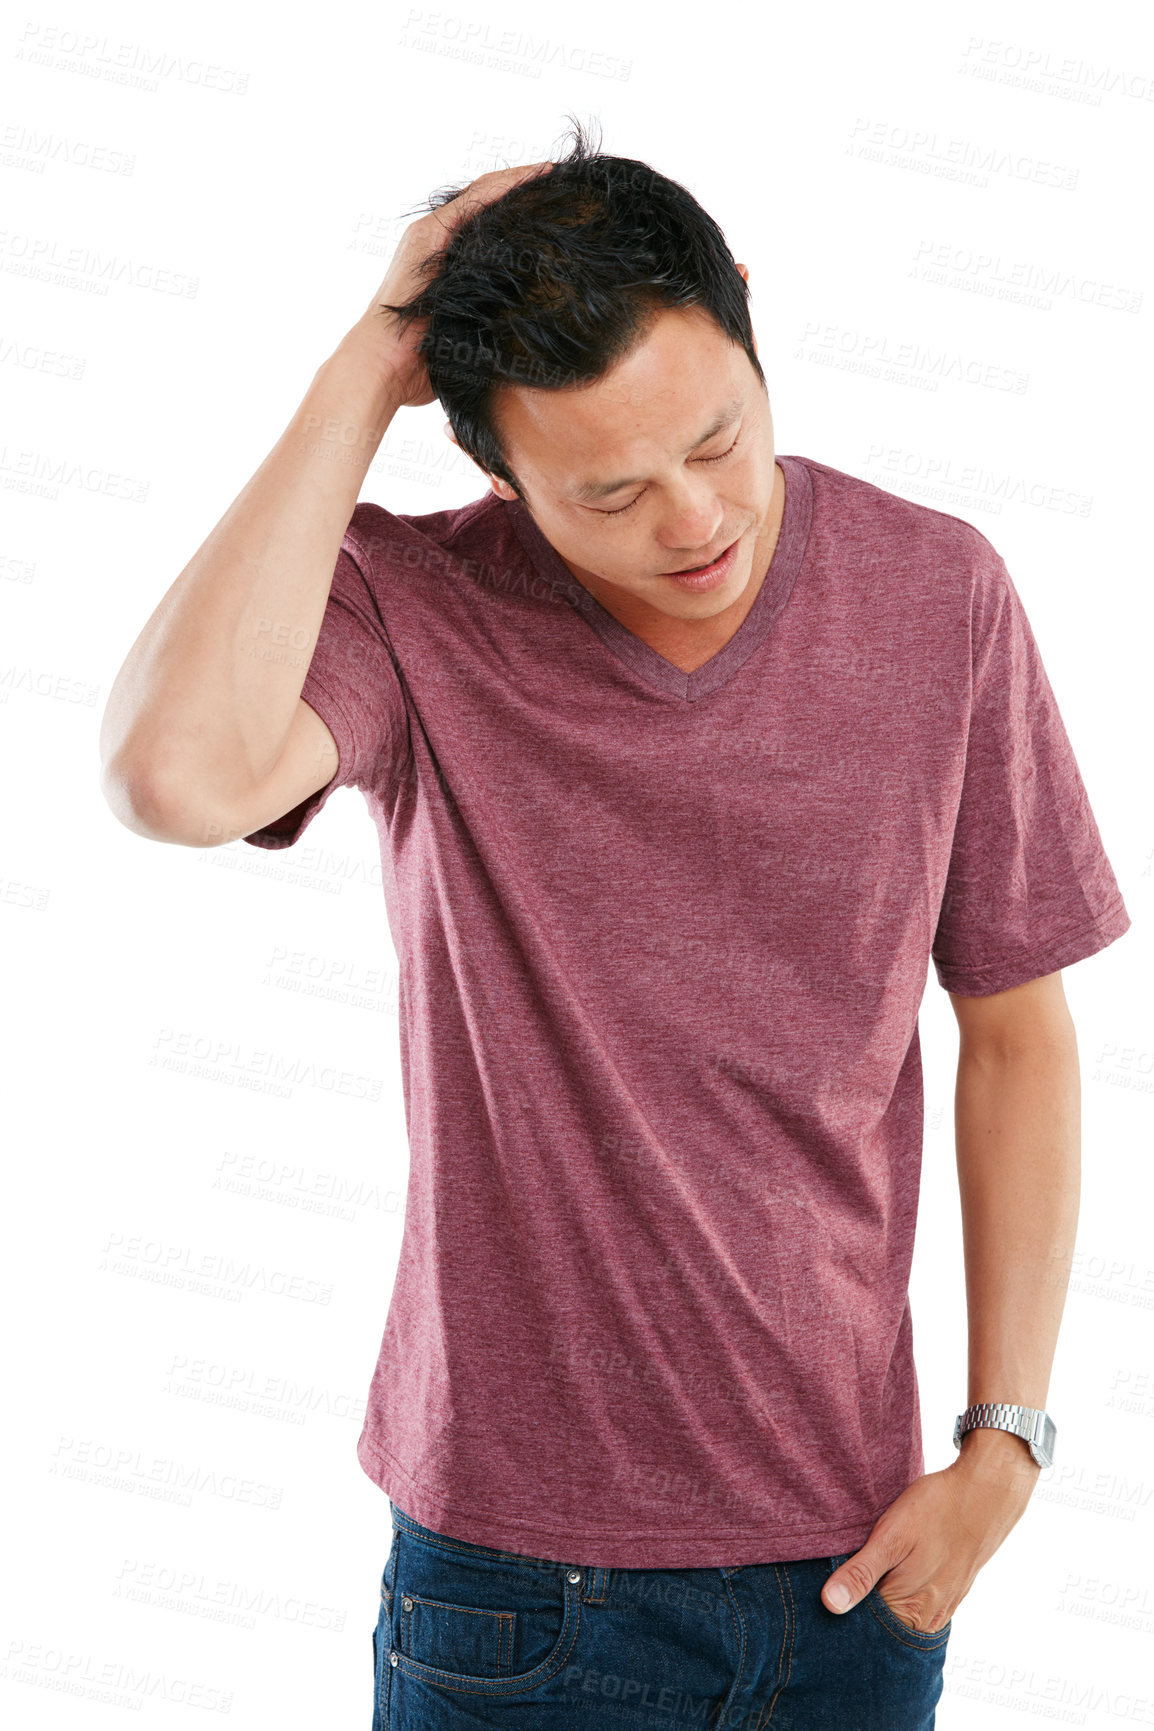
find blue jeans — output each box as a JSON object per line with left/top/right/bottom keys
{"left": 371, "top": 1502, "right": 951, "bottom": 1728}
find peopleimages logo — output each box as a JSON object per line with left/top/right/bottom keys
{"left": 0, "top": 227, "right": 197, "bottom": 297}
{"left": 793, "top": 322, "right": 1029, "bottom": 395}
{"left": 395, "top": 9, "right": 632, "bottom": 81}
{"left": 15, "top": 21, "right": 249, "bottom": 95}
{"left": 959, "top": 36, "right": 1154, "bottom": 105}
{"left": 0, "top": 122, "right": 135, "bottom": 175}
{"left": 847, "top": 117, "right": 1079, "bottom": 190}
{"left": 863, "top": 447, "right": 1092, "bottom": 518}
{"left": 911, "top": 239, "right": 1143, "bottom": 315}
{"left": 149, "top": 1026, "right": 383, "bottom": 1101}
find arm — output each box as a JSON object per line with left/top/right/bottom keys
{"left": 823, "top": 969, "right": 1079, "bottom": 1628}
{"left": 99, "top": 161, "right": 554, "bottom": 848}
{"left": 951, "top": 967, "right": 1079, "bottom": 1491}
{"left": 98, "top": 321, "right": 408, "bottom": 849}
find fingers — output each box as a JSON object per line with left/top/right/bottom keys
{"left": 449, "top": 159, "right": 553, "bottom": 220}
{"left": 824, "top": 1539, "right": 904, "bottom": 1613}
{"left": 478, "top": 160, "right": 553, "bottom": 184}
{"left": 382, "top": 159, "right": 554, "bottom": 318}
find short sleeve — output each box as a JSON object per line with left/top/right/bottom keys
{"left": 931, "top": 549, "right": 1130, "bottom": 996}
{"left": 242, "top": 534, "right": 409, "bottom": 850}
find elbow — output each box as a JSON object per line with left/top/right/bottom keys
{"left": 99, "top": 752, "right": 233, "bottom": 848}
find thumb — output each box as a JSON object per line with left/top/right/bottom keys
{"left": 823, "top": 1541, "right": 894, "bottom": 1613}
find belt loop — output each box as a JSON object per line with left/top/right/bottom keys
{"left": 575, "top": 1563, "right": 609, "bottom": 1603}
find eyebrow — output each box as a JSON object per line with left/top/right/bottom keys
{"left": 568, "top": 396, "right": 745, "bottom": 501}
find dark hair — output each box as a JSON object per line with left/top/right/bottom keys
{"left": 378, "top": 116, "right": 764, "bottom": 499}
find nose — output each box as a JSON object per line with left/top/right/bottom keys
{"left": 655, "top": 476, "right": 725, "bottom": 557}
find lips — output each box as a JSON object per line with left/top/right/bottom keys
{"left": 663, "top": 540, "right": 736, "bottom": 575}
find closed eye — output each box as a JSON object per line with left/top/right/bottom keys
{"left": 597, "top": 433, "right": 742, "bottom": 517}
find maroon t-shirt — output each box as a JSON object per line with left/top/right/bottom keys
{"left": 243, "top": 454, "right": 1129, "bottom": 1568}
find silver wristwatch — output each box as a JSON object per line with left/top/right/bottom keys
{"left": 952, "top": 1402, "right": 1056, "bottom": 1468}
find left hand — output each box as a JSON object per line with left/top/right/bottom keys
{"left": 822, "top": 1432, "right": 1041, "bottom": 1632}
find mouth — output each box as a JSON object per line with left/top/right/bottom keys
{"left": 659, "top": 537, "right": 741, "bottom": 589}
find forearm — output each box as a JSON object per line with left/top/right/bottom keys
{"left": 952, "top": 1019, "right": 1080, "bottom": 1474}
{"left": 99, "top": 319, "right": 405, "bottom": 820}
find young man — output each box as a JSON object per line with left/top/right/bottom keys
{"left": 100, "top": 123, "right": 1130, "bottom": 1729}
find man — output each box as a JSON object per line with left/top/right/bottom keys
{"left": 100, "top": 121, "right": 1130, "bottom": 1729}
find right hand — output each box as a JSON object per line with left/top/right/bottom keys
{"left": 358, "top": 160, "right": 555, "bottom": 409}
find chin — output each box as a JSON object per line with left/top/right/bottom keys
{"left": 657, "top": 584, "right": 740, "bottom": 617}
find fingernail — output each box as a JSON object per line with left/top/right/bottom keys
{"left": 827, "top": 1582, "right": 852, "bottom": 1611}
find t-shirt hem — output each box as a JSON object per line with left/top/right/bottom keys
{"left": 934, "top": 894, "right": 1131, "bottom": 997}
{"left": 357, "top": 1432, "right": 895, "bottom": 1569}
{"left": 239, "top": 666, "right": 358, "bottom": 851}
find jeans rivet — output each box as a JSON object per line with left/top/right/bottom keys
{"left": 390, "top": 1652, "right": 398, "bottom": 1666}
{"left": 567, "top": 1570, "right": 581, "bottom": 1584}
{"left": 402, "top": 1596, "right": 413, "bottom": 1610}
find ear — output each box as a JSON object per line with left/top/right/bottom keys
{"left": 442, "top": 421, "right": 519, "bottom": 499}
{"left": 735, "top": 266, "right": 758, "bottom": 358}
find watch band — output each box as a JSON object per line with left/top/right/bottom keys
{"left": 952, "top": 1402, "right": 1056, "bottom": 1469}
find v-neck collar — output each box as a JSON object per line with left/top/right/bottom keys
{"left": 504, "top": 454, "right": 813, "bottom": 701}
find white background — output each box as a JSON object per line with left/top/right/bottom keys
{"left": 2, "top": 0, "right": 1151, "bottom": 1724}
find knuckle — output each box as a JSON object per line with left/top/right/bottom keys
{"left": 840, "top": 1562, "right": 875, "bottom": 1598}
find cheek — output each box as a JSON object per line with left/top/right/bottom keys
{"left": 736, "top": 453, "right": 769, "bottom": 493}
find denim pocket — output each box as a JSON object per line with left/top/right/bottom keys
{"left": 400, "top": 1592, "right": 517, "bottom": 1676}
{"left": 828, "top": 1553, "right": 952, "bottom": 1652}
{"left": 388, "top": 1508, "right": 585, "bottom": 1697}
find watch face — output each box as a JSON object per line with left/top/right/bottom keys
{"left": 1030, "top": 1414, "right": 1056, "bottom": 1468}
{"left": 1031, "top": 1412, "right": 1058, "bottom": 1467}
